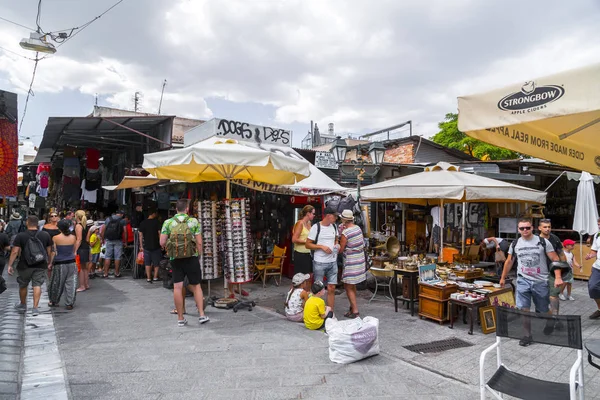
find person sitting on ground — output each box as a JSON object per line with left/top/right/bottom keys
{"left": 285, "top": 273, "right": 311, "bottom": 322}
{"left": 560, "top": 239, "right": 581, "bottom": 301}
{"left": 304, "top": 280, "right": 333, "bottom": 331}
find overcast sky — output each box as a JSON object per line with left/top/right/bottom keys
{"left": 1, "top": 0, "right": 599, "bottom": 154}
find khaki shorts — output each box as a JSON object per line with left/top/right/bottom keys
{"left": 17, "top": 267, "right": 46, "bottom": 288}
{"left": 549, "top": 271, "right": 573, "bottom": 297}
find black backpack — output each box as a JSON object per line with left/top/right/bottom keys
{"left": 22, "top": 231, "right": 48, "bottom": 267}
{"left": 104, "top": 218, "right": 122, "bottom": 241}
{"left": 510, "top": 235, "right": 550, "bottom": 266}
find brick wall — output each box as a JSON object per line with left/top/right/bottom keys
{"left": 383, "top": 143, "right": 414, "bottom": 164}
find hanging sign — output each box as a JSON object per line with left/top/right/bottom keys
{"left": 315, "top": 151, "right": 338, "bottom": 170}
{"left": 290, "top": 196, "right": 321, "bottom": 204}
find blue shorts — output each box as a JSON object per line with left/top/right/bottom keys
{"left": 104, "top": 240, "right": 123, "bottom": 261}
{"left": 516, "top": 276, "right": 550, "bottom": 312}
{"left": 91, "top": 253, "right": 100, "bottom": 264}
{"left": 313, "top": 261, "right": 338, "bottom": 286}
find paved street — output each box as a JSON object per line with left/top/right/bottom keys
{"left": 2, "top": 269, "right": 599, "bottom": 399}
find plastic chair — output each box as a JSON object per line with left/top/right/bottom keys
{"left": 480, "top": 306, "right": 584, "bottom": 400}
{"left": 254, "top": 245, "right": 286, "bottom": 287}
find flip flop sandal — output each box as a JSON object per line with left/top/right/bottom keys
{"left": 170, "top": 309, "right": 187, "bottom": 315}
{"left": 344, "top": 311, "right": 359, "bottom": 319}
{"left": 65, "top": 305, "right": 74, "bottom": 310}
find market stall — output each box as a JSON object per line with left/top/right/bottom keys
{"left": 142, "top": 136, "right": 311, "bottom": 296}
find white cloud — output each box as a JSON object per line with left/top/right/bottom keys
{"left": 0, "top": 0, "right": 599, "bottom": 143}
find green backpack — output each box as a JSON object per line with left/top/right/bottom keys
{"left": 166, "top": 216, "right": 197, "bottom": 259}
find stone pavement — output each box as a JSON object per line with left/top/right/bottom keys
{"left": 2, "top": 269, "right": 599, "bottom": 399}
{"left": 0, "top": 271, "right": 24, "bottom": 400}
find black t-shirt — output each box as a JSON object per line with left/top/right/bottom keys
{"left": 546, "top": 233, "right": 563, "bottom": 257}
{"left": 0, "top": 232, "right": 9, "bottom": 256}
{"left": 138, "top": 218, "right": 161, "bottom": 251}
{"left": 14, "top": 229, "right": 52, "bottom": 269}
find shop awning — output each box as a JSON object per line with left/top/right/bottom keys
{"left": 458, "top": 63, "right": 600, "bottom": 173}
{"left": 34, "top": 115, "right": 175, "bottom": 164}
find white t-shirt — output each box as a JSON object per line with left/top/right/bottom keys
{"left": 81, "top": 180, "right": 97, "bottom": 204}
{"left": 307, "top": 222, "right": 337, "bottom": 263}
{"left": 591, "top": 234, "right": 600, "bottom": 270}
{"left": 483, "top": 237, "right": 504, "bottom": 249}
{"left": 508, "top": 235, "right": 555, "bottom": 281}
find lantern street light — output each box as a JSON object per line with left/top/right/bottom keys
{"left": 330, "top": 136, "right": 386, "bottom": 201}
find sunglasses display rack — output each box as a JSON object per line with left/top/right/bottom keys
{"left": 223, "top": 198, "right": 252, "bottom": 284}
{"left": 200, "top": 200, "right": 223, "bottom": 280}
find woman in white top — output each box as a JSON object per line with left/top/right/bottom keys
{"left": 285, "top": 273, "right": 311, "bottom": 322}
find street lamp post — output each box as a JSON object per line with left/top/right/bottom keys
{"left": 330, "top": 137, "right": 386, "bottom": 201}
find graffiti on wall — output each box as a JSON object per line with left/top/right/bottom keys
{"left": 215, "top": 119, "right": 291, "bottom": 146}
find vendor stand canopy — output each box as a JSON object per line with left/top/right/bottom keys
{"left": 142, "top": 136, "right": 310, "bottom": 195}
{"left": 358, "top": 162, "right": 547, "bottom": 205}
{"left": 358, "top": 162, "right": 547, "bottom": 259}
{"left": 458, "top": 62, "right": 600, "bottom": 173}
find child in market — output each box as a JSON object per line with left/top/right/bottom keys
{"left": 88, "top": 225, "right": 102, "bottom": 275}
{"left": 304, "top": 281, "right": 333, "bottom": 330}
{"left": 559, "top": 239, "right": 581, "bottom": 301}
{"left": 285, "top": 273, "right": 311, "bottom": 322}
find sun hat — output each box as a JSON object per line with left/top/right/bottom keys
{"left": 10, "top": 211, "right": 21, "bottom": 220}
{"left": 292, "top": 273, "right": 310, "bottom": 286}
{"left": 340, "top": 209, "right": 354, "bottom": 221}
{"left": 562, "top": 239, "right": 576, "bottom": 246}
{"left": 86, "top": 219, "right": 94, "bottom": 226}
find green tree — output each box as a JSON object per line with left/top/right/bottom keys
{"left": 432, "top": 113, "right": 519, "bottom": 160}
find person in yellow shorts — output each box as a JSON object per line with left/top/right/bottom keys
{"left": 304, "top": 281, "right": 333, "bottom": 330}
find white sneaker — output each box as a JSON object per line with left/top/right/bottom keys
{"left": 558, "top": 294, "right": 567, "bottom": 301}
{"left": 198, "top": 316, "right": 210, "bottom": 324}
{"left": 569, "top": 296, "right": 575, "bottom": 301}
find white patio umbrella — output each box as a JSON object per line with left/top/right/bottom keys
{"left": 359, "top": 162, "right": 547, "bottom": 259}
{"left": 233, "top": 163, "right": 349, "bottom": 195}
{"left": 142, "top": 137, "right": 311, "bottom": 198}
{"left": 573, "top": 171, "right": 599, "bottom": 236}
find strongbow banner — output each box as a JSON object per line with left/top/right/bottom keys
{"left": 458, "top": 63, "right": 600, "bottom": 173}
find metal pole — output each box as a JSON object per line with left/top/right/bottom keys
{"left": 462, "top": 202, "right": 466, "bottom": 255}
{"left": 401, "top": 203, "right": 406, "bottom": 254}
{"left": 440, "top": 200, "right": 444, "bottom": 261}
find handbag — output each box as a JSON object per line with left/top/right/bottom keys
{"left": 494, "top": 249, "right": 506, "bottom": 263}
{"left": 136, "top": 251, "right": 144, "bottom": 265}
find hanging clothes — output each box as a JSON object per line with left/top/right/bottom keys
{"left": 80, "top": 179, "right": 97, "bottom": 203}
{"left": 86, "top": 148, "right": 100, "bottom": 170}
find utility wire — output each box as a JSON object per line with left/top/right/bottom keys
{"left": 19, "top": 55, "right": 40, "bottom": 133}
{"left": 0, "top": 45, "right": 38, "bottom": 61}
{"left": 0, "top": 16, "right": 36, "bottom": 31}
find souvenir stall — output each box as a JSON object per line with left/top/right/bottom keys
{"left": 142, "top": 136, "right": 311, "bottom": 301}
{"left": 357, "top": 162, "right": 547, "bottom": 323}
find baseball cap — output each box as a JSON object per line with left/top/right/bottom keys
{"left": 292, "top": 273, "right": 310, "bottom": 286}
{"left": 323, "top": 206, "right": 338, "bottom": 216}
{"left": 563, "top": 239, "right": 576, "bottom": 246}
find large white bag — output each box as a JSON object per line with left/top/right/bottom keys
{"left": 325, "top": 316, "right": 380, "bottom": 364}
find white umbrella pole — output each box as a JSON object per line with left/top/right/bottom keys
{"left": 440, "top": 200, "right": 444, "bottom": 261}
{"left": 462, "top": 202, "right": 466, "bottom": 255}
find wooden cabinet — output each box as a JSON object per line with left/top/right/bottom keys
{"left": 406, "top": 220, "right": 426, "bottom": 247}
{"left": 418, "top": 283, "right": 458, "bottom": 324}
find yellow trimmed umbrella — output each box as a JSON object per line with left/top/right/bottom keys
{"left": 458, "top": 63, "right": 600, "bottom": 173}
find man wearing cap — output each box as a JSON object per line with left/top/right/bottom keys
{"left": 585, "top": 218, "right": 600, "bottom": 319}
{"left": 305, "top": 206, "right": 339, "bottom": 311}
{"left": 101, "top": 210, "right": 127, "bottom": 278}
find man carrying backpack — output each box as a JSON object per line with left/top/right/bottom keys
{"left": 160, "top": 199, "right": 209, "bottom": 327}
{"left": 305, "top": 206, "right": 340, "bottom": 312}
{"left": 7, "top": 216, "right": 53, "bottom": 316}
{"left": 101, "top": 210, "right": 128, "bottom": 278}
{"left": 499, "top": 218, "right": 560, "bottom": 346}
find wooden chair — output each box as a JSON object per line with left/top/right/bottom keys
{"left": 254, "top": 245, "right": 286, "bottom": 288}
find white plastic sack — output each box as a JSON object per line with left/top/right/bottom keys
{"left": 325, "top": 316, "right": 380, "bottom": 364}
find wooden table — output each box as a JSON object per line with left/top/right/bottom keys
{"left": 393, "top": 268, "right": 419, "bottom": 316}
{"left": 448, "top": 297, "right": 489, "bottom": 335}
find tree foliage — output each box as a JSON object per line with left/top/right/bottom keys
{"left": 431, "top": 113, "right": 519, "bottom": 160}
